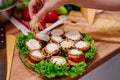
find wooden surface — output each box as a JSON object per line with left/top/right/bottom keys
{"left": 5, "top": 11, "right": 120, "bottom": 80}
{"left": 61, "top": 11, "right": 120, "bottom": 43}
{"left": 6, "top": 35, "right": 16, "bottom": 80}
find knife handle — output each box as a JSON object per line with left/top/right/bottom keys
{"left": 0, "top": 25, "right": 6, "bottom": 49}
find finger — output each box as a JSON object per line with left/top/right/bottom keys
{"left": 35, "top": 8, "right": 47, "bottom": 20}
{"left": 29, "top": 5, "right": 34, "bottom": 18}
{"left": 28, "top": 0, "right": 37, "bottom": 18}
{"left": 35, "top": 3, "right": 56, "bottom": 21}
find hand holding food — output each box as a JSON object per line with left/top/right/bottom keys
{"left": 28, "top": 0, "right": 120, "bottom": 24}
{"left": 28, "top": 0, "right": 68, "bottom": 21}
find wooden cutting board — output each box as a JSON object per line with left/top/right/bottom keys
{"left": 60, "top": 11, "right": 120, "bottom": 43}
{"left": 7, "top": 11, "right": 120, "bottom": 80}
{"left": 14, "top": 11, "right": 120, "bottom": 43}
{"left": 9, "top": 41, "right": 120, "bottom": 80}
{"left": 6, "top": 35, "right": 16, "bottom": 80}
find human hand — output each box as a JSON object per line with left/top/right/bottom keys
{"left": 28, "top": 0, "right": 44, "bottom": 19}
{"left": 29, "top": 0, "right": 70, "bottom": 21}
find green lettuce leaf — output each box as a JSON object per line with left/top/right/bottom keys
{"left": 32, "top": 60, "right": 86, "bottom": 78}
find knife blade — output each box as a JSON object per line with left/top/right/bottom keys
{"left": 10, "top": 16, "right": 67, "bottom": 35}
{"left": 0, "top": 25, "right": 7, "bottom": 80}
{"left": 10, "top": 17, "right": 31, "bottom": 35}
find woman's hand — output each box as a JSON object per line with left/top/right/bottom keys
{"left": 29, "top": 0, "right": 70, "bottom": 21}
{"left": 29, "top": 0, "right": 120, "bottom": 21}
{"left": 28, "top": 0, "right": 44, "bottom": 19}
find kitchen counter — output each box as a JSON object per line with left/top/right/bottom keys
{"left": 4, "top": 11, "right": 120, "bottom": 80}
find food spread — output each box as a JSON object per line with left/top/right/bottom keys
{"left": 16, "top": 28, "right": 96, "bottom": 79}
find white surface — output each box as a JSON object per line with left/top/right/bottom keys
{"left": 80, "top": 53, "right": 120, "bottom": 80}
{"left": 40, "top": 17, "right": 67, "bottom": 33}
{"left": 10, "top": 17, "right": 31, "bottom": 35}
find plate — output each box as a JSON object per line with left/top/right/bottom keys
{"left": 16, "top": 28, "right": 96, "bottom": 79}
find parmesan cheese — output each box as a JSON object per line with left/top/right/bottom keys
{"left": 29, "top": 17, "right": 40, "bottom": 30}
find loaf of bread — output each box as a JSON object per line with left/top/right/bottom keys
{"left": 93, "top": 18, "right": 120, "bottom": 35}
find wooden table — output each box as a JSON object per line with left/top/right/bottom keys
{"left": 5, "top": 11, "right": 120, "bottom": 80}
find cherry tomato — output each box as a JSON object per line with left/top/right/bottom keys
{"left": 68, "top": 55, "right": 85, "bottom": 63}
{"left": 38, "top": 19, "right": 46, "bottom": 31}
{"left": 22, "top": 7, "right": 31, "bottom": 21}
{"left": 45, "top": 10, "right": 58, "bottom": 23}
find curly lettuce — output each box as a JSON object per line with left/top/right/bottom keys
{"left": 32, "top": 60, "right": 86, "bottom": 78}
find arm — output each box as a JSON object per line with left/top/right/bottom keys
{"left": 29, "top": 0, "right": 120, "bottom": 20}
{"left": 70, "top": 0, "right": 120, "bottom": 11}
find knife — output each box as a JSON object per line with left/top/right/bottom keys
{"left": 0, "top": 25, "right": 7, "bottom": 80}
{"left": 10, "top": 16, "right": 67, "bottom": 35}
{"left": 10, "top": 16, "right": 31, "bottom": 35}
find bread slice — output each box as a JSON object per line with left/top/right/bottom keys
{"left": 65, "top": 30, "right": 82, "bottom": 41}
{"left": 75, "top": 41, "right": 90, "bottom": 51}
{"left": 51, "top": 28, "right": 64, "bottom": 36}
{"left": 30, "top": 50, "right": 45, "bottom": 61}
{"left": 50, "top": 56, "right": 67, "bottom": 66}
{"left": 60, "top": 40, "right": 74, "bottom": 51}
{"left": 26, "top": 39, "right": 42, "bottom": 51}
{"left": 44, "top": 43, "right": 60, "bottom": 55}
{"left": 68, "top": 49, "right": 84, "bottom": 58}
{"left": 36, "top": 33, "right": 50, "bottom": 41}
{"left": 51, "top": 35, "right": 64, "bottom": 43}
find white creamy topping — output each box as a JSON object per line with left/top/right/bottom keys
{"left": 66, "top": 30, "right": 82, "bottom": 41}
{"left": 51, "top": 29, "right": 64, "bottom": 36}
{"left": 52, "top": 58, "right": 64, "bottom": 65}
{"left": 70, "top": 49, "right": 82, "bottom": 55}
{"left": 36, "top": 33, "right": 50, "bottom": 41}
{"left": 60, "top": 40, "right": 74, "bottom": 49}
{"left": 46, "top": 43, "right": 58, "bottom": 52}
{"left": 26, "top": 39, "right": 40, "bottom": 50}
{"left": 51, "top": 35, "right": 63, "bottom": 43}
{"left": 75, "top": 41, "right": 87, "bottom": 48}
{"left": 31, "top": 50, "right": 42, "bottom": 57}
